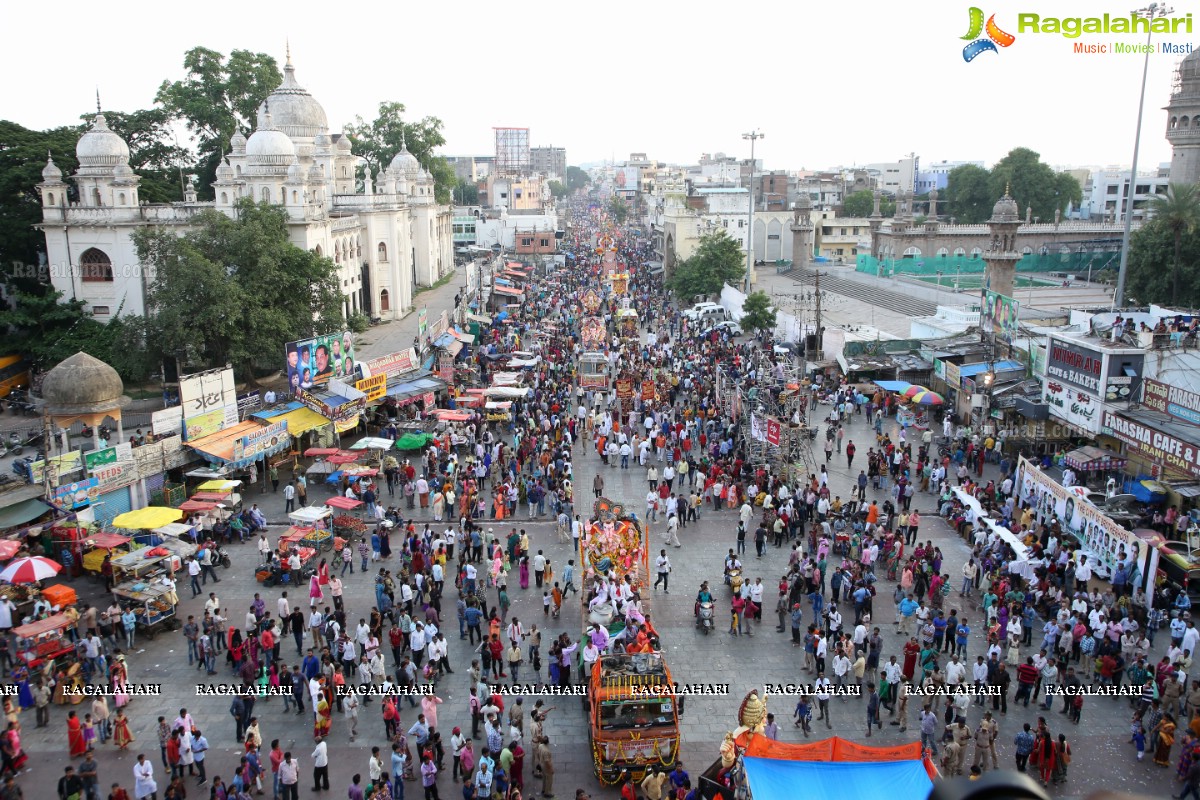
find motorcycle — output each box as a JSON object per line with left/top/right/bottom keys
{"left": 695, "top": 600, "right": 714, "bottom": 635}
{"left": 214, "top": 545, "right": 232, "bottom": 569}
{"left": 727, "top": 567, "right": 743, "bottom": 595}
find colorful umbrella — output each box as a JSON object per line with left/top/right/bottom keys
{"left": 112, "top": 506, "right": 185, "bottom": 530}
{"left": 902, "top": 385, "right": 930, "bottom": 399}
{"left": 906, "top": 389, "right": 944, "bottom": 405}
{"left": 195, "top": 479, "right": 241, "bottom": 492}
{"left": 0, "top": 556, "right": 62, "bottom": 584}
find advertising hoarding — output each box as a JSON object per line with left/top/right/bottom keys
{"left": 284, "top": 331, "right": 357, "bottom": 395}
{"left": 1142, "top": 378, "right": 1200, "bottom": 425}
{"left": 1045, "top": 339, "right": 1102, "bottom": 393}
{"left": 231, "top": 420, "right": 289, "bottom": 462}
{"left": 980, "top": 289, "right": 1020, "bottom": 345}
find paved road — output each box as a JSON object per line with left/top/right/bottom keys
{"left": 787, "top": 266, "right": 938, "bottom": 318}
{"left": 13, "top": 408, "right": 1178, "bottom": 800}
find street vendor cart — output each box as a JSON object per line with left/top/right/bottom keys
{"left": 79, "top": 532, "right": 133, "bottom": 580}
{"left": 258, "top": 528, "right": 317, "bottom": 586}
{"left": 288, "top": 507, "right": 335, "bottom": 551}
{"left": 13, "top": 612, "right": 75, "bottom": 670}
{"left": 112, "top": 579, "right": 179, "bottom": 639}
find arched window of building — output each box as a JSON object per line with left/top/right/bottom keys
{"left": 1171, "top": 117, "right": 1179, "bottom": 129}
{"left": 220, "top": 192, "right": 228, "bottom": 204}
{"left": 902, "top": 246, "right": 922, "bottom": 257}
{"left": 1022, "top": 246, "right": 1033, "bottom": 255}
{"left": 377, "top": 242, "right": 388, "bottom": 262}
{"left": 953, "top": 247, "right": 967, "bottom": 257}
{"left": 380, "top": 289, "right": 390, "bottom": 312}
{"left": 970, "top": 247, "right": 983, "bottom": 258}
{"left": 118, "top": 193, "right": 126, "bottom": 205}
{"left": 236, "top": 164, "right": 242, "bottom": 176}
{"left": 80, "top": 248, "right": 114, "bottom": 282}
{"left": 261, "top": 187, "right": 271, "bottom": 203}
{"left": 47, "top": 193, "right": 55, "bottom": 206}
{"left": 935, "top": 247, "right": 949, "bottom": 257}
{"left": 1182, "top": 116, "right": 1191, "bottom": 129}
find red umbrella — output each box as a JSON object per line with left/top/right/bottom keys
{"left": 0, "top": 540, "right": 22, "bottom": 562}
{"left": 326, "top": 453, "right": 360, "bottom": 465}
{"left": 0, "top": 556, "right": 62, "bottom": 584}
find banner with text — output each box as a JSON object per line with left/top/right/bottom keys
{"left": 151, "top": 406, "right": 184, "bottom": 437}
{"left": 231, "top": 420, "right": 289, "bottom": 462}
{"left": 180, "top": 368, "right": 237, "bottom": 440}
{"left": 1102, "top": 411, "right": 1200, "bottom": 480}
{"left": 84, "top": 443, "right": 133, "bottom": 471}
{"left": 53, "top": 478, "right": 99, "bottom": 511}
{"left": 285, "top": 331, "right": 357, "bottom": 395}
{"left": 28, "top": 450, "right": 84, "bottom": 486}
{"left": 355, "top": 374, "right": 388, "bottom": 402}
{"left": 362, "top": 348, "right": 419, "bottom": 380}
{"left": 1142, "top": 378, "right": 1200, "bottom": 426}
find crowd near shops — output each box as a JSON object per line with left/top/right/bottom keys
{"left": 0, "top": 200, "right": 1197, "bottom": 800}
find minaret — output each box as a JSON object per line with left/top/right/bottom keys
{"left": 1166, "top": 51, "right": 1200, "bottom": 185}
{"left": 868, "top": 189, "right": 884, "bottom": 258}
{"left": 924, "top": 188, "right": 939, "bottom": 233}
{"left": 789, "top": 195, "right": 814, "bottom": 273}
{"left": 984, "top": 186, "right": 1021, "bottom": 300}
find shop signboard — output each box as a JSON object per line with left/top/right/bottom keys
{"left": 944, "top": 361, "right": 961, "bottom": 389}
{"left": 1142, "top": 378, "right": 1200, "bottom": 425}
{"left": 362, "top": 348, "right": 418, "bottom": 380}
{"left": 356, "top": 374, "right": 388, "bottom": 402}
{"left": 231, "top": 420, "right": 289, "bottom": 462}
{"left": 932, "top": 359, "right": 946, "bottom": 382}
{"left": 134, "top": 441, "right": 165, "bottom": 480}
{"left": 615, "top": 379, "right": 634, "bottom": 400}
{"left": 436, "top": 352, "right": 455, "bottom": 384}
{"left": 418, "top": 307, "right": 428, "bottom": 338}
{"left": 429, "top": 310, "right": 449, "bottom": 342}
{"left": 297, "top": 389, "right": 365, "bottom": 424}
{"left": 179, "top": 368, "right": 236, "bottom": 420}
{"left": 420, "top": 392, "right": 436, "bottom": 408}
{"left": 1045, "top": 338, "right": 1102, "bottom": 393}
{"left": 151, "top": 406, "right": 183, "bottom": 437}
{"left": 28, "top": 450, "right": 84, "bottom": 485}
{"left": 284, "top": 331, "right": 357, "bottom": 394}
{"left": 84, "top": 443, "right": 133, "bottom": 471}
{"left": 1016, "top": 456, "right": 1142, "bottom": 577}
{"left": 1102, "top": 411, "right": 1200, "bottom": 480}
{"left": 1043, "top": 379, "right": 1099, "bottom": 434}
{"left": 236, "top": 391, "right": 262, "bottom": 420}
{"left": 91, "top": 459, "right": 137, "bottom": 493}
{"left": 184, "top": 406, "right": 238, "bottom": 442}
{"left": 53, "top": 478, "right": 100, "bottom": 511}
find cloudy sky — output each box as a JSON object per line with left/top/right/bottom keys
{"left": 4, "top": 0, "right": 1192, "bottom": 172}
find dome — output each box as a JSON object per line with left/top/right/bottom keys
{"left": 41, "top": 352, "right": 124, "bottom": 411}
{"left": 216, "top": 159, "right": 234, "bottom": 180}
{"left": 42, "top": 155, "right": 62, "bottom": 181}
{"left": 76, "top": 114, "right": 130, "bottom": 167}
{"left": 314, "top": 133, "right": 332, "bottom": 152}
{"left": 230, "top": 131, "right": 247, "bottom": 153}
{"left": 389, "top": 145, "right": 421, "bottom": 177}
{"left": 991, "top": 190, "right": 1019, "bottom": 221}
{"left": 246, "top": 107, "right": 296, "bottom": 165}
{"left": 113, "top": 162, "right": 134, "bottom": 179}
{"left": 307, "top": 162, "right": 323, "bottom": 181}
{"left": 1181, "top": 48, "right": 1200, "bottom": 81}
{"left": 335, "top": 135, "right": 352, "bottom": 152}
{"left": 262, "top": 57, "right": 328, "bottom": 140}
{"left": 287, "top": 159, "right": 305, "bottom": 182}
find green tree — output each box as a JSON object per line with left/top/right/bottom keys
{"left": 0, "top": 289, "right": 153, "bottom": 382}
{"left": 82, "top": 108, "right": 190, "bottom": 204}
{"left": 134, "top": 199, "right": 343, "bottom": 378}
{"left": 667, "top": 229, "right": 746, "bottom": 299}
{"left": 841, "top": 189, "right": 894, "bottom": 218}
{"left": 566, "top": 166, "right": 590, "bottom": 192}
{"left": 343, "top": 101, "right": 455, "bottom": 204}
{"left": 156, "top": 47, "right": 282, "bottom": 198}
{"left": 944, "top": 164, "right": 993, "bottom": 223}
{"left": 455, "top": 182, "right": 479, "bottom": 205}
{"left": 988, "top": 147, "right": 1081, "bottom": 222}
{"left": 608, "top": 196, "right": 629, "bottom": 224}
{"left": 1147, "top": 183, "right": 1200, "bottom": 300}
{"left": 1126, "top": 216, "right": 1200, "bottom": 307}
{"left": 547, "top": 180, "right": 567, "bottom": 199}
{"left": 740, "top": 290, "right": 777, "bottom": 334}
{"left": 0, "top": 121, "right": 82, "bottom": 289}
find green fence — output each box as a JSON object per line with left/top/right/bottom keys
{"left": 856, "top": 251, "right": 1120, "bottom": 277}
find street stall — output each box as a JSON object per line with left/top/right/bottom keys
{"left": 259, "top": 528, "right": 318, "bottom": 586}
{"left": 13, "top": 613, "right": 76, "bottom": 670}
{"left": 1061, "top": 446, "right": 1128, "bottom": 489}
{"left": 286, "top": 506, "right": 335, "bottom": 551}
{"left": 580, "top": 352, "right": 609, "bottom": 391}
{"left": 112, "top": 506, "right": 185, "bottom": 547}
{"left": 79, "top": 531, "right": 133, "bottom": 578}
{"left": 111, "top": 577, "right": 179, "bottom": 638}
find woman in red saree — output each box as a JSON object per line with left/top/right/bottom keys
{"left": 67, "top": 709, "right": 87, "bottom": 757}
{"left": 313, "top": 695, "right": 332, "bottom": 739}
{"left": 111, "top": 708, "right": 134, "bottom": 749}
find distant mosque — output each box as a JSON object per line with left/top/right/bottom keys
{"left": 37, "top": 51, "right": 453, "bottom": 322}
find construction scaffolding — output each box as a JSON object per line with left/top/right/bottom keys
{"left": 493, "top": 127, "right": 530, "bottom": 176}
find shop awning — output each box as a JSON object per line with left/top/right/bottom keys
{"left": 1062, "top": 445, "right": 1126, "bottom": 472}
{"left": 275, "top": 407, "right": 332, "bottom": 436}
{"left": 958, "top": 360, "right": 1024, "bottom": 378}
{"left": 466, "top": 313, "right": 492, "bottom": 325}
{"left": 250, "top": 401, "right": 304, "bottom": 420}
{"left": 187, "top": 420, "right": 292, "bottom": 468}
{"left": 493, "top": 285, "right": 524, "bottom": 298}
{"left": 873, "top": 380, "right": 911, "bottom": 393}
{"left": 386, "top": 377, "right": 446, "bottom": 400}
{"left": 1172, "top": 483, "right": 1200, "bottom": 498}
{"left": 450, "top": 330, "right": 474, "bottom": 345}
{"left": 0, "top": 499, "right": 53, "bottom": 530}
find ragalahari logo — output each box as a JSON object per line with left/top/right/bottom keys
{"left": 961, "top": 7, "right": 1016, "bottom": 61}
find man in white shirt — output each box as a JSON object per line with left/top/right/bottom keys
{"left": 311, "top": 736, "right": 330, "bottom": 790}
{"left": 945, "top": 655, "right": 966, "bottom": 686}
{"left": 971, "top": 657, "right": 990, "bottom": 706}
{"left": 654, "top": 550, "right": 671, "bottom": 593}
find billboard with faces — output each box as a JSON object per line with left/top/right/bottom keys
{"left": 284, "top": 331, "right": 356, "bottom": 396}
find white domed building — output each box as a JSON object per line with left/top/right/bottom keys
{"left": 37, "top": 52, "right": 453, "bottom": 322}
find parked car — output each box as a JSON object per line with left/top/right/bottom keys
{"left": 698, "top": 321, "right": 742, "bottom": 338}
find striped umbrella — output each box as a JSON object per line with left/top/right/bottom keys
{"left": 0, "top": 556, "right": 62, "bottom": 584}
{"left": 906, "top": 389, "right": 944, "bottom": 405}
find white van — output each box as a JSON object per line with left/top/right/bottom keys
{"left": 695, "top": 306, "right": 730, "bottom": 326}
{"left": 683, "top": 302, "right": 722, "bottom": 321}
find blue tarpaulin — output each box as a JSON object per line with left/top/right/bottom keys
{"left": 959, "top": 360, "right": 1023, "bottom": 377}
{"left": 873, "top": 380, "right": 912, "bottom": 392}
{"left": 742, "top": 758, "right": 933, "bottom": 800}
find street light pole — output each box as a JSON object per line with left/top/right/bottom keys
{"left": 1113, "top": 2, "right": 1173, "bottom": 308}
{"left": 743, "top": 130, "right": 765, "bottom": 294}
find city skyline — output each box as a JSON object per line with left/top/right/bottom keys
{"left": 2, "top": 0, "right": 1192, "bottom": 175}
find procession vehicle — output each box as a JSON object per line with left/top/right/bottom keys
{"left": 579, "top": 497, "right": 682, "bottom": 785}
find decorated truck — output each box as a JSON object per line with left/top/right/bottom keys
{"left": 579, "top": 497, "right": 682, "bottom": 784}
